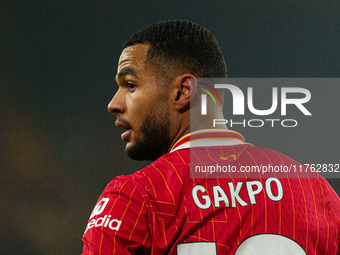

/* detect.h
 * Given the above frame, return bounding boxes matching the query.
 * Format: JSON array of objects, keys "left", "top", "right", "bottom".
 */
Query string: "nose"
[{"left": 108, "top": 90, "right": 125, "bottom": 114}]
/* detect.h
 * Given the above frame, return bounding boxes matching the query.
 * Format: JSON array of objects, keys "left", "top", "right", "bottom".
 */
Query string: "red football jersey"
[{"left": 82, "top": 130, "right": 340, "bottom": 254}]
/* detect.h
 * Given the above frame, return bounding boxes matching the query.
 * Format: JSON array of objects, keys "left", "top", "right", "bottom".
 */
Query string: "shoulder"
[
  {"left": 245, "top": 144, "right": 303, "bottom": 165},
  {"left": 133, "top": 149, "right": 190, "bottom": 181},
  {"left": 104, "top": 149, "right": 190, "bottom": 196}
]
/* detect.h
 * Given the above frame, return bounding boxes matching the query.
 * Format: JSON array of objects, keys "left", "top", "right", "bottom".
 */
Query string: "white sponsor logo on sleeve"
[
  {"left": 90, "top": 198, "right": 109, "bottom": 219},
  {"left": 84, "top": 215, "right": 122, "bottom": 234}
]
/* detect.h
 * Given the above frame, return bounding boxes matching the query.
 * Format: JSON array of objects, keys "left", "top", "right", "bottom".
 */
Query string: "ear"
[{"left": 173, "top": 74, "right": 197, "bottom": 110}]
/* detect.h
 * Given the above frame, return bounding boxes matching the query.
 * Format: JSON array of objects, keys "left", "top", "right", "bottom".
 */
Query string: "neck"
[{"left": 167, "top": 111, "right": 227, "bottom": 153}]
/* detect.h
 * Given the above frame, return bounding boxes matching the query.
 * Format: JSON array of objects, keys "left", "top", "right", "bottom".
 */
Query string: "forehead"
[{"left": 117, "top": 44, "right": 149, "bottom": 77}]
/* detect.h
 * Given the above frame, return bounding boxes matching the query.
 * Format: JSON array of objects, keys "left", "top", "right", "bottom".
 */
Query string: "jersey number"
[{"left": 177, "top": 234, "right": 306, "bottom": 255}]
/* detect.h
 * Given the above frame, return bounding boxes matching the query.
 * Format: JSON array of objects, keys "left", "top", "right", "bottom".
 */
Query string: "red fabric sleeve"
[{"left": 82, "top": 176, "right": 151, "bottom": 255}]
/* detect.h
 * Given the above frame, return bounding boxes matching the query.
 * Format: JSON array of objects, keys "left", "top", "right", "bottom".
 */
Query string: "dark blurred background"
[{"left": 1, "top": 1, "right": 339, "bottom": 254}]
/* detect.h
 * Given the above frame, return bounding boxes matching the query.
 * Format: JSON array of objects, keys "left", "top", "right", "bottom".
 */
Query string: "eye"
[{"left": 127, "top": 83, "right": 136, "bottom": 92}]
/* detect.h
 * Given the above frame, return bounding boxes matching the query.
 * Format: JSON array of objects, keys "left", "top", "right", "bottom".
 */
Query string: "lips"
[
  {"left": 115, "top": 120, "right": 132, "bottom": 142},
  {"left": 121, "top": 129, "right": 132, "bottom": 141}
]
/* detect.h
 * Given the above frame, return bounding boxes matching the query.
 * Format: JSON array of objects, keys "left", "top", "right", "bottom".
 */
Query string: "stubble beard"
[{"left": 126, "top": 105, "right": 171, "bottom": 161}]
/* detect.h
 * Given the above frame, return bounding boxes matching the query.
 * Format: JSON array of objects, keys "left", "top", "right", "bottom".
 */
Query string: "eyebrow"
[{"left": 116, "top": 67, "right": 138, "bottom": 79}]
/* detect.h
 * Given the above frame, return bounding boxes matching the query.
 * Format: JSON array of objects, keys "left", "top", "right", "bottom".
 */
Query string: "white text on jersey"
[
  {"left": 85, "top": 215, "right": 122, "bottom": 233},
  {"left": 192, "top": 177, "right": 283, "bottom": 209}
]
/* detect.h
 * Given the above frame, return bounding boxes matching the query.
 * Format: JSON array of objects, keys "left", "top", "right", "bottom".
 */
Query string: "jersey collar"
[{"left": 170, "top": 129, "right": 246, "bottom": 152}]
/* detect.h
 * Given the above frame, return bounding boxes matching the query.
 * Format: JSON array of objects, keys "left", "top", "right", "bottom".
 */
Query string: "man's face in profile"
[{"left": 108, "top": 44, "right": 172, "bottom": 161}]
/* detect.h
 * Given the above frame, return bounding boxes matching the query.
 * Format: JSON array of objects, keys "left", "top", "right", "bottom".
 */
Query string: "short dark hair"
[{"left": 123, "top": 20, "right": 227, "bottom": 80}]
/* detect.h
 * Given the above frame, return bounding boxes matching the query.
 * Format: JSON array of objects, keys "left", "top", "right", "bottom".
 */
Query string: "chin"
[
  {"left": 125, "top": 142, "right": 135, "bottom": 153},
  {"left": 125, "top": 143, "right": 162, "bottom": 161}
]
